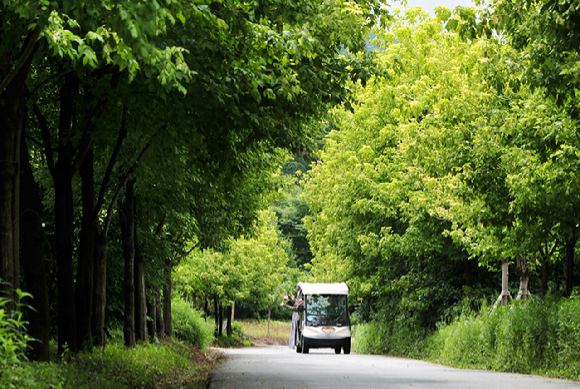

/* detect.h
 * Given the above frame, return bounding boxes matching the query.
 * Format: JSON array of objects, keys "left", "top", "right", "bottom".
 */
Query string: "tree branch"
[
  {"left": 155, "top": 218, "right": 166, "bottom": 237},
  {"left": 71, "top": 70, "right": 122, "bottom": 176},
  {"left": 28, "top": 70, "right": 72, "bottom": 99},
  {"left": 32, "top": 101, "right": 56, "bottom": 177},
  {"left": 173, "top": 242, "right": 201, "bottom": 268},
  {"left": 0, "top": 26, "right": 41, "bottom": 95},
  {"left": 93, "top": 105, "right": 128, "bottom": 220},
  {"left": 104, "top": 126, "right": 164, "bottom": 233}
]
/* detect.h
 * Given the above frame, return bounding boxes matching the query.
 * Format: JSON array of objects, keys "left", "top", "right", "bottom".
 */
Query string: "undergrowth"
[
  {"left": 353, "top": 295, "right": 580, "bottom": 381},
  {"left": 0, "top": 295, "right": 221, "bottom": 389},
  {"left": 1, "top": 336, "right": 221, "bottom": 389}
]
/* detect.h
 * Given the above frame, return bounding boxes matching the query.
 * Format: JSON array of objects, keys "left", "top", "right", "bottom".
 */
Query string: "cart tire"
[
  {"left": 334, "top": 347, "right": 341, "bottom": 354},
  {"left": 301, "top": 335, "right": 309, "bottom": 354},
  {"left": 344, "top": 343, "right": 351, "bottom": 355}
]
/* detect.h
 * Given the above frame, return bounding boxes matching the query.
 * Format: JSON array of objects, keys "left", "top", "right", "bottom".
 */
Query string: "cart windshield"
[{"left": 305, "top": 294, "right": 348, "bottom": 326}]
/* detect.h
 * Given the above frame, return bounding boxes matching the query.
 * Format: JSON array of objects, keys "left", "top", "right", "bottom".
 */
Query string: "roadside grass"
[
  {"left": 1, "top": 297, "right": 221, "bottom": 388},
  {"left": 353, "top": 296, "right": 580, "bottom": 381},
  {"left": 236, "top": 319, "right": 291, "bottom": 344},
  {"left": 1, "top": 336, "right": 222, "bottom": 389}
]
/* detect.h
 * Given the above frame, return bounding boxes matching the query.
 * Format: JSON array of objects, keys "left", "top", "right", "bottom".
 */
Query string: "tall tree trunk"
[
  {"left": 494, "top": 257, "right": 512, "bottom": 307},
  {"left": 134, "top": 208, "right": 147, "bottom": 342},
  {"left": 92, "top": 224, "right": 108, "bottom": 347},
  {"left": 516, "top": 256, "right": 531, "bottom": 300},
  {"left": 76, "top": 146, "right": 95, "bottom": 349},
  {"left": 0, "top": 30, "right": 36, "bottom": 310},
  {"left": 163, "top": 277, "right": 173, "bottom": 337},
  {"left": 54, "top": 73, "right": 80, "bottom": 354},
  {"left": 565, "top": 236, "right": 577, "bottom": 297},
  {"left": 155, "top": 284, "right": 165, "bottom": 338},
  {"left": 0, "top": 87, "right": 22, "bottom": 312},
  {"left": 120, "top": 179, "right": 136, "bottom": 348},
  {"left": 20, "top": 133, "right": 50, "bottom": 361}
]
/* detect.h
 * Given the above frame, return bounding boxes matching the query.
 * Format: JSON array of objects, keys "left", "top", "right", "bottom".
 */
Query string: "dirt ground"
[{"left": 246, "top": 335, "right": 288, "bottom": 346}]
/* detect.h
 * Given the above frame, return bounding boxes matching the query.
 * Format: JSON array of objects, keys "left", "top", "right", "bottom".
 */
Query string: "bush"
[
  {"left": 427, "top": 297, "right": 580, "bottom": 380},
  {"left": 171, "top": 297, "right": 214, "bottom": 349},
  {"left": 231, "top": 321, "right": 244, "bottom": 338},
  {"left": 353, "top": 320, "right": 430, "bottom": 358},
  {"left": 0, "top": 289, "right": 38, "bottom": 389},
  {"left": 0, "top": 289, "right": 32, "bottom": 365}
]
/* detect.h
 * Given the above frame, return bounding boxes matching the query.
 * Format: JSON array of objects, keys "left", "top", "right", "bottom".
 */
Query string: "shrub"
[
  {"left": 551, "top": 297, "right": 580, "bottom": 377},
  {"left": 171, "top": 297, "right": 214, "bottom": 349},
  {"left": 353, "top": 319, "right": 430, "bottom": 358},
  {"left": 0, "top": 289, "right": 37, "bottom": 389},
  {"left": 427, "top": 297, "right": 580, "bottom": 380}
]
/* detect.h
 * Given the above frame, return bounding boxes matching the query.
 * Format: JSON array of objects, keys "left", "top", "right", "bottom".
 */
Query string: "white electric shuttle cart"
[{"left": 295, "top": 282, "right": 352, "bottom": 354}]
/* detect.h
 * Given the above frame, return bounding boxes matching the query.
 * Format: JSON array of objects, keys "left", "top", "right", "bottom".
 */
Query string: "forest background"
[{"left": 2, "top": 0, "right": 580, "bottom": 386}]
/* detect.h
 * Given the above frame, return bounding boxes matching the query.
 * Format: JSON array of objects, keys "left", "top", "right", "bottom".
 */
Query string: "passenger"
[{"left": 280, "top": 293, "right": 304, "bottom": 349}]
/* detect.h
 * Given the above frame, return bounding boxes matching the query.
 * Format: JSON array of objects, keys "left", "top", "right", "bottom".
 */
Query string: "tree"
[
  {"left": 303, "top": 7, "right": 483, "bottom": 328},
  {"left": 487, "top": 0, "right": 580, "bottom": 296},
  {"left": 4, "top": 0, "right": 385, "bottom": 356}
]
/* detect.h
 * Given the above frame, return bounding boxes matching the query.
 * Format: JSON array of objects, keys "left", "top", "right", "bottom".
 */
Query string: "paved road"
[{"left": 210, "top": 346, "right": 580, "bottom": 389}]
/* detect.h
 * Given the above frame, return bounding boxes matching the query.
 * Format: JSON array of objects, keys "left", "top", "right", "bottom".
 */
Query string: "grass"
[
  {"left": 236, "top": 319, "right": 291, "bottom": 344},
  {"left": 353, "top": 296, "right": 580, "bottom": 381},
  {"left": 1, "top": 336, "right": 222, "bottom": 389}
]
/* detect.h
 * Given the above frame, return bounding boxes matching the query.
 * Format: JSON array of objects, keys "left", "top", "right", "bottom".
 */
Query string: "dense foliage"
[
  {"left": 171, "top": 297, "right": 214, "bottom": 350},
  {"left": 1, "top": 0, "right": 381, "bottom": 361},
  {"left": 303, "top": 3, "right": 580, "bottom": 347}
]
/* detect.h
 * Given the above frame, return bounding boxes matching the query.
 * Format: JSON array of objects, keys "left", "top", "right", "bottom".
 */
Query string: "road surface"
[{"left": 210, "top": 346, "right": 580, "bottom": 389}]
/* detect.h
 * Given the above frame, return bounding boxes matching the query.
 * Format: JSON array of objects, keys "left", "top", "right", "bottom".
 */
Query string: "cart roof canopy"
[{"left": 297, "top": 282, "right": 349, "bottom": 295}]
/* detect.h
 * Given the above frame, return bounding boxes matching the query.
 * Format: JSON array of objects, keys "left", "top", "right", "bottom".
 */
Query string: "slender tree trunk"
[
  {"left": 156, "top": 284, "right": 165, "bottom": 338},
  {"left": 516, "top": 256, "right": 531, "bottom": 300},
  {"left": 219, "top": 303, "right": 224, "bottom": 337},
  {"left": 163, "top": 278, "right": 173, "bottom": 337},
  {"left": 20, "top": 134, "right": 50, "bottom": 361},
  {"left": 214, "top": 296, "right": 219, "bottom": 337},
  {"left": 92, "top": 224, "right": 108, "bottom": 347},
  {"left": 541, "top": 256, "right": 550, "bottom": 296},
  {"left": 134, "top": 208, "right": 147, "bottom": 342},
  {"left": 147, "top": 297, "right": 157, "bottom": 341},
  {"left": 76, "top": 146, "right": 95, "bottom": 349},
  {"left": 494, "top": 257, "right": 512, "bottom": 307},
  {"left": 120, "top": 179, "right": 136, "bottom": 348},
  {"left": 464, "top": 258, "right": 474, "bottom": 288},
  {"left": 268, "top": 308, "right": 271, "bottom": 337},
  {"left": 226, "top": 305, "right": 233, "bottom": 337},
  {"left": 204, "top": 295, "right": 211, "bottom": 319},
  {"left": 565, "top": 236, "right": 577, "bottom": 297}
]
